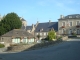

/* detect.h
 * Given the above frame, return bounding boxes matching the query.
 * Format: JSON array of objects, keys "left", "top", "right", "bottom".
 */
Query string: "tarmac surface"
[{"left": 0, "top": 39, "right": 80, "bottom": 60}]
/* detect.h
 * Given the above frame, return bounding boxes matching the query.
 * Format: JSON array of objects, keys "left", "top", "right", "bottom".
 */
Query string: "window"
[
  {"left": 36, "top": 33, "right": 38, "bottom": 35},
  {"left": 70, "top": 22, "right": 72, "bottom": 26},
  {"left": 69, "top": 16, "right": 72, "bottom": 18},
  {"left": 69, "top": 29, "right": 72, "bottom": 34},
  {"left": 40, "top": 33, "right": 42, "bottom": 35},
  {"left": 77, "top": 29, "right": 79, "bottom": 34},
  {"left": 44, "top": 33, "right": 46, "bottom": 36},
  {"left": 62, "top": 22, "right": 65, "bottom": 26},
  {"left": 76, "top": 21, "right": 80, "bottom": 25},
  {"left": 76, "top": 15, "right": 79, "bottom": 18},
  {"left": 47, "top": 32, "right": 48, "bottom": 35}
]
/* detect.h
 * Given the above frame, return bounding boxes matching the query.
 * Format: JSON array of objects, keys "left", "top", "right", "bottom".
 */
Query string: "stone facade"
[
  {"left": 58, "top": 14, "right": 80, "bottom": 35},
  {"left": 20, "top": 17, "right": 27, "bottom": 29},
  {"left": 35, "top": 32, "right": 48, "bottom": 40},
  {"left": 35, "top": 21, "right": 58, "bottom": 40},
  {"left": 0, "top": 37, "right": 12, "bottom": 44}
]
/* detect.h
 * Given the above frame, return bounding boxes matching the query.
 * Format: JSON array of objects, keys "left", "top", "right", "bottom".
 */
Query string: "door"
[
  {"left": 77, "top": 29, "right": 79, "bottom": 34},
  {"left": 69, "top": 29, "right": 72, "bottom": 35}
]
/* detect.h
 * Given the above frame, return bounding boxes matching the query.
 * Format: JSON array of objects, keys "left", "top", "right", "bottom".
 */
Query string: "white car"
[{"left": 37, "top": 40, "right": 42, "bottom": 43}]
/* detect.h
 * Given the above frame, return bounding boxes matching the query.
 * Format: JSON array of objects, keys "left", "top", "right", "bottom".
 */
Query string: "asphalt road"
[{"left": 0, "top": 39, "right": 80, "bottom": 60}]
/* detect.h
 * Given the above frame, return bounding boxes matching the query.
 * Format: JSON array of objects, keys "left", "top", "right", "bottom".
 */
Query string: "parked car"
[{"left": 37, "top": 40, "right": 42, "bottom": 43}]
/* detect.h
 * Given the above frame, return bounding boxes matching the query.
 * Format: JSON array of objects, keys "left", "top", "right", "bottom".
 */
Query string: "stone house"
[
  {"left": 26, "top": 24, "right": 35, "bottom": 35},
  {"left": 34, "top": 20, "right": 58, "bottom": 40},
  {"left": 0, "top": 29, "right": 35, "bottom": 44},
  {"left": 20, "top": 17, "right": 27, "bottom": 30},
  {"left": 58, "top": 14, "right": 80, "bottom": 35}
]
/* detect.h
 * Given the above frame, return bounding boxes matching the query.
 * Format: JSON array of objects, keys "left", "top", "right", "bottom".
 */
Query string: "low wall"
[
  {"left": 7, "top": 41, "right": 62, "bottom": 52},
  {"left": 62, "top": 36, "right": 68, "bottom": 41}
]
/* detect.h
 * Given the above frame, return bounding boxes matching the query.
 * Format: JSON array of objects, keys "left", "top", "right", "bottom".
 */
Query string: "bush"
[
  {"left": 57, "top": 36, "right": 63, "bottom": 42},
  {"left": 47, "top": 30, "right": 56, "bottom": 41},
  {"left": 0, "top": 44, "right": 5, "bottom": 48}
]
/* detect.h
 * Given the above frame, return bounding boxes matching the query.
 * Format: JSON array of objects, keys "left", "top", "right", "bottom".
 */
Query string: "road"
[{"left": 0, "top": 39, "right": 80, "bottom": 60}]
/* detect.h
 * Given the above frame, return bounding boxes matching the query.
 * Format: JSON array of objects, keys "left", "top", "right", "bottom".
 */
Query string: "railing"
[{"left": 76, "top": 25, "right": 80, "bottom": 28}]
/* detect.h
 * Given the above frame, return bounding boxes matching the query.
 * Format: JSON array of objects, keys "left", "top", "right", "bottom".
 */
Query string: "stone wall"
[
  {"left": 58, "top": 19, "right": 80, "bottom": 35},
  {"left": 0, "top": 37, "right": 12, "bottom": 44},
  {"left": 0, "top": 47, "right": 7, "bottom": 52},
  {"left": 62, "top": 36, "right": 68, "bottom": 41},
  {"left": 7, "top": 41, "right": 62, "bottom": 52}
]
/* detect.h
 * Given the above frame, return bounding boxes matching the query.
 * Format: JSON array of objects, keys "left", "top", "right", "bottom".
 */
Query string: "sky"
[{"left": 0, "top": 0, "right": 80, "bottom": 25}]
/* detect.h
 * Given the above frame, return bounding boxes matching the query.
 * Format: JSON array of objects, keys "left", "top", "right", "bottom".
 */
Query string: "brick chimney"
[{"left": 60, "top": 15, "right": 64, "bottom": 19}]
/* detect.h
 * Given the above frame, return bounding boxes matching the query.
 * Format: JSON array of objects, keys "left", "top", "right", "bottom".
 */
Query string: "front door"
[
  {"left": 77, "top": 29, "right": 79, "bottom": 35},
  {"left": 69, "top": 29, "right": 72, "bottom": 35}
]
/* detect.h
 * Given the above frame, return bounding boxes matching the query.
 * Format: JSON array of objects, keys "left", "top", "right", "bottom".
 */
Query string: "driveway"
[{"left": 0, "top": 39, "right": 80, "bottom": 60}]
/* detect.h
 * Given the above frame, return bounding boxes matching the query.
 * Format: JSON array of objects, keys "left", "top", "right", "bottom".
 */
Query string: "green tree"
[
  {"left": 0, "top": 12, "right": 22, "bottom": 36},
  {"left": 0, "top": 26, "right": 5, "bottom": 36},
  {"left": 47, "top": 30, "right": 56, "bottom": 41},
  {"left": 1, "top": 12, "right": 22, "bottom": 30}
]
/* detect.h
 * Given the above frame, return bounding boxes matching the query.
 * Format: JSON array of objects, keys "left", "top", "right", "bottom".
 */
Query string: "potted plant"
[{"left": 76, "top": 25, "right": 80, "bottom": 28}]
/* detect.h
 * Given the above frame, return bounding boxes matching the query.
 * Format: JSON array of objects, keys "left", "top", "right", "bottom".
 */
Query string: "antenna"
[{"left": 37, "top": 18, "right": 38, "bottom": 21}]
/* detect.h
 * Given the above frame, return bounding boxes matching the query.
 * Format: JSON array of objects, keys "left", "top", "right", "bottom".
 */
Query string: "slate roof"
[
  {"left": 1, "top": 29, "right": 33, "bottom": 37},
  {"left": 35, "top": 22, "right": 58, "bottom": 32},
  {"left": 65, "top": 14, "right": 80, "bottom": 19},
  {"left": 59, "top": 14, "right": 80, "bottom": 19},
  {"left": 26, "top": 26, "right": 32, "bottom": 30}
]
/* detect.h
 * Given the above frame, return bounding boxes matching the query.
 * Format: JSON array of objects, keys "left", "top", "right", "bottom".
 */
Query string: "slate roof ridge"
[
  {"left": 38, "top": 21, "right": 58, "bottom": 24},
  {"left": 67, "top": 14, "right": 80, "bottom": 16}
]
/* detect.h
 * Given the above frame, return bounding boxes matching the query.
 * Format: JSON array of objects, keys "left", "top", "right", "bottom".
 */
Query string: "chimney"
[
  {"left": 60, "top": 15, "right": 64, "bottom": 19},
  {"left": 49, "top": 20, "right": 51, "bottom": 23},
  {"left": 37, "top": 21, "right": 39, "bottom": 24},
  {"left": 32, "top": 24, "right": 34, "bottom": 28}
]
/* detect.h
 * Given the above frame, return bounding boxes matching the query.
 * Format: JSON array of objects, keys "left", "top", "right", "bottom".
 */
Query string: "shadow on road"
[{"left": 0, "top": 40, "right": 80, "bottom": 60}]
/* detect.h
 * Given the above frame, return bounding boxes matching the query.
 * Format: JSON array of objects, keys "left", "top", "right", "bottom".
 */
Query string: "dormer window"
[
  {"left": 69, "top": 16, "right": 72, "bottom": 18},
  {"left": 40, "top": 28, "right": 43, "bottom": 32},
  {"left": 76, "top": 15, "right": 79, "bottom": 18}
]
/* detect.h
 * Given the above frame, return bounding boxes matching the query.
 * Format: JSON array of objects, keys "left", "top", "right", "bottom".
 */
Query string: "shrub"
[
  {"left": 57, "top": 36, "right": 62, "bottom": 42},
  {"left": 0, "top": 44, "right": 5, "bottom": 48},
  {"left": 47, "top": 30, "right": 56, "bottom": 41}
]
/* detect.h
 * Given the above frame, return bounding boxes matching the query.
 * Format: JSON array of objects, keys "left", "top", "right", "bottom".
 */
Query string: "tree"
[
  {"left": 0, "top": 12, "right": 22, "bottom": 36},
  {"left": 1, "top": 12, "right": 22, "bottom": 30},
  {"left": 0, "top": 26, "right": 5, "bottom": 36},
  {"left": 47, "top": 30, "right": 56, "bottom": 41}
]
